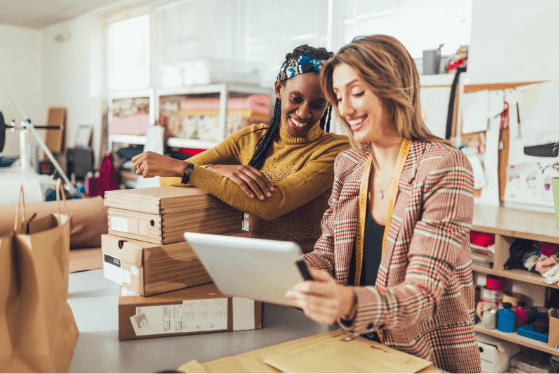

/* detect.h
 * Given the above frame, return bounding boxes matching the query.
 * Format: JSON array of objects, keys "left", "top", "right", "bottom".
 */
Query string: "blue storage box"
[{"left": 517, "top": 310, "right": 549, "bottom": 343}]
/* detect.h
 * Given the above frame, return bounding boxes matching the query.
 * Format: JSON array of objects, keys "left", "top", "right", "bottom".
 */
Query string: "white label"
[
  {"left": 103, "top": 253, "right": 122, "bottom": 286},
  {"left": 132, "top": 298, "right": 228, "bottom": 336},
  {"left": 130, "top": 313, "right": 151, "bottom": 335},
  {"left": 131, "top": 266, "right": 140, "bottom": 278},
  {"left": 122, "top": 287, "right": 139, "bottom": 297},
  {"left": 111, "top": 216, "right": 128, "bottom": 232},
  {"left": 122, "top": 270, "right": 132, "bottom": 284},
  {"left": 233, "top": 297, "right": 255, "bottom": 331}
]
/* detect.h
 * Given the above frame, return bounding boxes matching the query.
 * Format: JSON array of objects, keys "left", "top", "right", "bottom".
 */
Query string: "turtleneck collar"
[{"left": 277, "top": 120, "right": 323, "bottom": 145}]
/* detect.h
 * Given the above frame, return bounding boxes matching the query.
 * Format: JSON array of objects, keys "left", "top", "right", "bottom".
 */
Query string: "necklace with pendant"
[{"left": 376, "top": 175, "right": 392, "bottom": 199}]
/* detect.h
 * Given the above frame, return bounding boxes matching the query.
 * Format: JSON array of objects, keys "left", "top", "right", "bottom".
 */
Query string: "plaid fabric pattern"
[{"left": 305, "top": 141, "right": 481, "bottom": 373}]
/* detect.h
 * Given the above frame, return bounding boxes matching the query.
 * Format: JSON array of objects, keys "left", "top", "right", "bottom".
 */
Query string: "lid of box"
[
  {"left": 119, "top": 282, "right": 226, "bottom": 306},
  {"left": 102, "top": 234, "right": 198, "bottom": 266},
  {"left": 104, "top": 186, "right": 227, "bottom": 214}
]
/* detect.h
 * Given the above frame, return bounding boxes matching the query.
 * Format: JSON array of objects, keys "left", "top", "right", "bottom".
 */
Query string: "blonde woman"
[{"left": 286, "top": 35, "right": 481, "bottom": 373}]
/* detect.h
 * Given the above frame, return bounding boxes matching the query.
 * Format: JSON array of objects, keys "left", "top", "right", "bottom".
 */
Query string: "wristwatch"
[{"left": 181, "top": 163, "right": 195, "bottom": 184}]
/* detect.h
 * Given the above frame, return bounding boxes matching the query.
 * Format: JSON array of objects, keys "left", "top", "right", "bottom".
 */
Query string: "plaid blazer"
[{"left": 305, "top": 141, "right": 482, "bottom": 373}]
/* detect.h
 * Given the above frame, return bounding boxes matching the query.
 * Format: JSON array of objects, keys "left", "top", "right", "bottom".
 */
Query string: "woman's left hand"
[{"left": 285, "top": 268, "right": 356, "bottom": 326}]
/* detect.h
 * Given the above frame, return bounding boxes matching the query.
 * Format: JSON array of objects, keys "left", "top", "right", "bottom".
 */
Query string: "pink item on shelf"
[
  {"left": 485, "top": 276, "right": 503, "bottom": 290},
  {"left": 540, "top": 242, "right": 559, "bottom": 257},
  {"left": 108, "top": 113, "right": 150, "bottom": 135},
  {"left": 97, "top": 154, "right": 119, "bottom": 198},
  {"left": 179, "top": 95, "right": 271, "bottom": 114},
  {"left": 535, "top": 255, "right": 559, "bottom": 275},
  {"left": 470, "top": 231, "right": 495, "bottom": 247},
  {"left": 513, "top": 302, "right": 530, "bottom": 327}
]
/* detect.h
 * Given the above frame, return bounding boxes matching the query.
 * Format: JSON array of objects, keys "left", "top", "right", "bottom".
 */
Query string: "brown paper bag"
[{"left": 0, "top": 180, "right": 79, "bottom": 372}]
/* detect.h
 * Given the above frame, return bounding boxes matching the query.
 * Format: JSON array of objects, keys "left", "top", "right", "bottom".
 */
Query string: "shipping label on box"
[{"left": 119, "top": 283, "right": 262, "bottom": 340}]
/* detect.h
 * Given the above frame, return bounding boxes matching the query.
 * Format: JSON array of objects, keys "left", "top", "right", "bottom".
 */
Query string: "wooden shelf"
[
  {"left": 475, "top": 324, "right": 558, "bottom": 357},
  {"left": 471, "top": 204, "right": 559, "bottom": 357},
  {"left": 166, "top": 137, "right": 218, "bottom": 149},
  {"left": 472, "top": 204, "right": 559, "bottom": 244},
  {"left": 108, "top": 134, "right": 218, "bottom": 150},
  {"left": 471, "top": 265, "right": 559, "bottom": 290}
]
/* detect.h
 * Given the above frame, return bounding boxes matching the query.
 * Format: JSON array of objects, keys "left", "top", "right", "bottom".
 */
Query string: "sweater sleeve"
[
  {"left": 341, "top": 148, "right": 475, "bottom": 335},
  {"left": 186, "top": 137, "right": 349, "bottom": 221}
]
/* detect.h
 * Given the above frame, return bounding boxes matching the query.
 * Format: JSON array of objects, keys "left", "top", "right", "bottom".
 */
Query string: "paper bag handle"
[
  {"left": 55, "top": 178, "right": 69, "bottom": 220},
  {"left": 14, "top": 183, "right": 26, "bottom": 231}
]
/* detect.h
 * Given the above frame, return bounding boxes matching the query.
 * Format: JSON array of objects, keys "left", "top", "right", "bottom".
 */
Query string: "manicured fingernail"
[
  {"left": 259, "top": 195, "right": 264, "bottom": 200},
  {"left": 250, "top": 194, "right": 254, "bottom": 198},
  {"left": 266, "top": 192, "right": 271, "bottom": 197}
]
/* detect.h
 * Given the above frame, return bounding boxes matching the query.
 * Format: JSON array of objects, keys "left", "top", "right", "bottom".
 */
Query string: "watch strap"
[{"left": 181, "top": 162, "right": 195, "bottom": 184}]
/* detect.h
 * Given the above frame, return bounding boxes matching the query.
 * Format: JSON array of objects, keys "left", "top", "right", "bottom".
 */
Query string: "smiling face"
[
  {"left": 275, "top": 73, "right": 328, "bottom": 138},
  {"left": 332, "top": 63, "right": 397, "bottom": 145}
]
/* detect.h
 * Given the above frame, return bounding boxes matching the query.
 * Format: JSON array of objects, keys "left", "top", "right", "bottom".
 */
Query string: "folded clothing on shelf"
[
  {"left": 109, "top": 113, "right": 150, "bottom": 135},
  {"left": 179, "top": 95, "right": 271, "bottom": 114}
]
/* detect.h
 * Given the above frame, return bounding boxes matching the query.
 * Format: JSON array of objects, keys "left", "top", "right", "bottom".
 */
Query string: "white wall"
[
  {"left": 41, "top": 13, "right": 105, "bottom": 168},
  {"left": 468, "top": 0, "right": 559, "bottom": 84},
  {"left": 0, "top": 24, "right": 43, "bottom": 157}
]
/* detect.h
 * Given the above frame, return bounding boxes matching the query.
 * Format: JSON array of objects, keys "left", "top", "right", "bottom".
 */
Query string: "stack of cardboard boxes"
[{"left": 102, "top": 186, "right": 262, "bottom": 340}]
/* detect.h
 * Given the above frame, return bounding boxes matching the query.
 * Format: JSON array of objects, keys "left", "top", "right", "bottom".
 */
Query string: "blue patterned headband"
[{"left": 277, "top": 55, "right": 325, "bottom": 81}]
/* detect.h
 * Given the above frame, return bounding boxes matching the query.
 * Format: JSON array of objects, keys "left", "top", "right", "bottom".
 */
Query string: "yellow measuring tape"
[{"left": 353, "top": 138, "right": 412, "bottom": 342}]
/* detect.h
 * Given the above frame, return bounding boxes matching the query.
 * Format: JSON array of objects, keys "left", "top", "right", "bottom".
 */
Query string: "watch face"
[{"left": 185, "top": 169, "right": 193, "bottom": 175}]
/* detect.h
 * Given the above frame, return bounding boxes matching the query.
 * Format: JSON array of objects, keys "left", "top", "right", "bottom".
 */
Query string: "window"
[
  {"left": 236, "top": 0, "right": 329, "bottom": 85},
  {"left": 341, "top": 0, "right": 472, "bottom": 59},
  {"left": 156, "top": 0, "right": 199, "bottom": 88},
  {"left": 107, "top": 14, "right": 150, "bottom": 91}
]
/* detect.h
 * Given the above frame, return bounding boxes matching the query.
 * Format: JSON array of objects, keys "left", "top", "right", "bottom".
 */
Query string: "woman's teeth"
[
  {"left": 349, "top": 118, "right": 364, "bottom": 126},
  {"left": 291, "top": 118, "right": 305, "bottom": 128}
]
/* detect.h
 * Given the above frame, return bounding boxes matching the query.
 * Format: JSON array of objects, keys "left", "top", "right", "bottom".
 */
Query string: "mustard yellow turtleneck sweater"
[{"left": 160, "top": 123, "right": 350, "bottom": 252}]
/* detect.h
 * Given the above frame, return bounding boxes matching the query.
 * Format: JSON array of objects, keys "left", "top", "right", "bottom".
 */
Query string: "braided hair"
[{"left": 248, "top": 45, "right": 334, "bottom": 170}]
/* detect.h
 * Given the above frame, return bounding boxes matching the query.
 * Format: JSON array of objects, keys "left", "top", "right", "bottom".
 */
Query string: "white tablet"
[{"left": 183, "top": 232, "right": 312, "bottom": 306}]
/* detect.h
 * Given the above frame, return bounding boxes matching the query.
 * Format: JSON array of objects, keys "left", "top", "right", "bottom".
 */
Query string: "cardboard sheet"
[
  {"left": 177, "top": 330, "right": 436, "bottom": 374},
  {"left": 264, "top": 333, "right": 431, "bottom": 373}
]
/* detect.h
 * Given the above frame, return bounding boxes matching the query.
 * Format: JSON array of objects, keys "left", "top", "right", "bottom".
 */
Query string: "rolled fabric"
[{"left": 0, "top": 196, "right": 108, "bottom": 249}]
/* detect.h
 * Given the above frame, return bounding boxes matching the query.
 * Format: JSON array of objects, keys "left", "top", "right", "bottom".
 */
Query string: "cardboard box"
[
  {"left": 104, "top": 186, "right": 229, "bottom": 214},
  {"left": 102, "top": 230, "right": 251, "bottom": 296},
  {"left": 118, "top": 283, "right": 262, "bottom": 341},
  {"left": 105, "top": 187, "right": 243, "bottom": 244},
  {"left": 548, "top": 308, "right": 559, "bottom": 351},
  {"left": 477, "top": 333, "right": 521, "bottom": 373},
  {"left": 510, "top": 348, "right": 554, "bottom": 373}
]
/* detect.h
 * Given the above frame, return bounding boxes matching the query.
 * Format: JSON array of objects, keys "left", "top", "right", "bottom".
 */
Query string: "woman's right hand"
[
  {"left": 131, "top": 151, "right": 187, "bottom": 178},
  {"left": 206, "top": 164, "right": 274, "bottom": 200}
]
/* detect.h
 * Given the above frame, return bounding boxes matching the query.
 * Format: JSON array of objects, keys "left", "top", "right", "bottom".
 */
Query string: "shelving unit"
[
  {"left": 471, "top": 204, "right": 559, "bottom": 356},
  {"left": 156, "top": 83, "right": 273, "bottom": 148},
  {"left": 474, "top": 324, "right": 558, "bottom": 356},
  {"left": 108, "top": 83, "right": 273, "bottom": 152}
]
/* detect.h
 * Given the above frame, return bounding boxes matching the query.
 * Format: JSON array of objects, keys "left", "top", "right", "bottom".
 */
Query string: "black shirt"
[{"left": 348, "top": 210, "right": 385, "bottom": 286}]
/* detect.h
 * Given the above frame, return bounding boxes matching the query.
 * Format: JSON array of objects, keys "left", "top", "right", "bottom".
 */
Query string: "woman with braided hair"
[{"left": 132, "top": 45, "right": 350, "bottom": 252}]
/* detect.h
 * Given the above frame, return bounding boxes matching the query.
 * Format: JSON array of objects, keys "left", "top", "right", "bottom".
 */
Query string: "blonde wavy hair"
[{"left": 320, "top": 35, "right": 448, "bottom": 152}]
